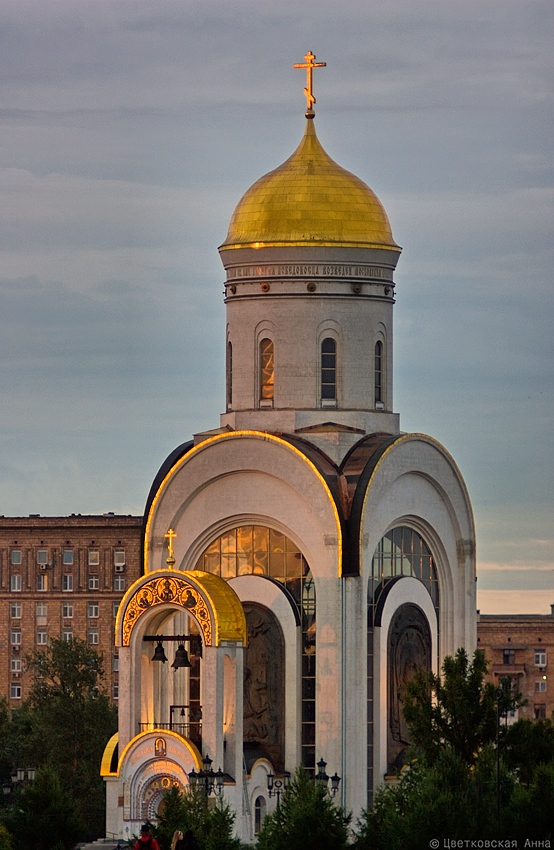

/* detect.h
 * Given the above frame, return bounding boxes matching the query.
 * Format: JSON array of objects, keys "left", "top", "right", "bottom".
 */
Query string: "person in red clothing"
[{"left": 134, "top": 823, "right": 161, "bottom": 850}]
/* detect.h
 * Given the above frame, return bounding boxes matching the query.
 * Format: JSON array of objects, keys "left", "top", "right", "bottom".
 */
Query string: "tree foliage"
[
  {"left": 402, "top": 648, "right": 520, "bottom": 766},
  {"left": 0, "top": 638, "right": 117, "bottom": 842},
  {"left": 354, "top": 747, "right": 514, "bottom": 850},
  {"left": 255, "top": 767, "right": 350, "bottom": 850},
  {"left": 1, "top": 767, "right": 83, "bottom": 850},
  {"left": 154, "top": 784, "right": 242, "bottom": 850}
]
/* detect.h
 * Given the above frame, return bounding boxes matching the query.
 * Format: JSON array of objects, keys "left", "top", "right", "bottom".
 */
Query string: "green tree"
[
  {"left": 503, "top": 716, "right": 554, "bottom": 784},
  {"left": 14, "top": 638, "right": 117, "bottom": 840},
  {"left": 1, "top": 766, "right": 83, "bottom": 850},
  {"left": 255, "top": 767, "right": 350, "bottom": 850},
  {"left": 154, "top": 784, "right": 242, "bottom": 850},
  {"left": 402, "top": 648, "right": 519, "bottom": 766},
  {"left": 354, "top": 747, "right": 510, "bottom": 850},
  {"left": 0, "top": 824, "right": 13, "bottom": 850}
]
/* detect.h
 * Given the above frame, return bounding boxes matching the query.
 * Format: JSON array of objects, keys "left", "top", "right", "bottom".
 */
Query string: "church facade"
[{"left": 102, "top": 57, "right": 476, "bottom": 844}]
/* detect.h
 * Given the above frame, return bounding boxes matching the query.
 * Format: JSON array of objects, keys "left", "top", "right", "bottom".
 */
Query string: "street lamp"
[
  {"left": 314, "top": 757, "right": 341, "bottom": 797},
  {"left": 189, "top": 754, "right": 225, "bottom": 797},
  {"left": 267, "top": 771, "right": 290, "bottom": 805}
]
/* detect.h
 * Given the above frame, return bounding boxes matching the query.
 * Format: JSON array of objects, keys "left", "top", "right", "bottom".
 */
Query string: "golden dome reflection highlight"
[{"left": 220, "top": 118, "right": 399, "bottom": 252}]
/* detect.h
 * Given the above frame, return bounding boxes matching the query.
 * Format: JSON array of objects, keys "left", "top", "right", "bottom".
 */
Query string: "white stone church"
[{"left": 101, "top": 56, "right": 476, "bottom": 845}]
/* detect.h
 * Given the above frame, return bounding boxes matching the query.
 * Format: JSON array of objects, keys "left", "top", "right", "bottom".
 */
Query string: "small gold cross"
[
  {"left": 164, "top": 528, "right": 177, "bottom": 561},
  {"left": 294, "top": 51, "right": 326, "bottom": 115}
]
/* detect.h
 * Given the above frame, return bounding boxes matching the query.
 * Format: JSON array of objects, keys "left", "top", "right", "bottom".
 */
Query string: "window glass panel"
[
  {"left": 114, "top": 549, "right": 125, "bottom": 566},
  {"left": 10, "top": 575, "right": 22, "bottom": 592},
  {"left": 374, "top": 341, "right": 383, "bottom": 403},
  {"left": 259, "top": 338, "right": 274, "bottom": 400},
  {"left": 10, "top": 603, "right": 22, "bottom": 619},
  {"left": 36, "top": 549, "right": 48, "bottom": 565},
  {"left": 10, "top": 550, "right": 22, "bottom": 565},
  {"left": 63, "top": 575, "right": 73, "bottom": 592},
  {"left": 321, "top": 338, "right": 336, "bottom": 400},
  {"left": 62, "top": 549, "right": 74, "bottom": 565},
  {"left": 88, "top": 550, "right": 100, "bottom": 567}
]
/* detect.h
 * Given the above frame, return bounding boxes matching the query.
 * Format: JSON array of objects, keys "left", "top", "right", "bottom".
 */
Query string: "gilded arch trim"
[{"left": 116, "top": 569, "right": 247, "bottom": 648}]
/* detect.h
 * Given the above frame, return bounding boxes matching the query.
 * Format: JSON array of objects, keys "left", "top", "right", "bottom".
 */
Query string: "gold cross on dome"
[
  {"left": 294, "top": 51, "right": 326, "bottom": 115},
  {"left": 164, "top": 528, "right": 177, "bottom": 561}
]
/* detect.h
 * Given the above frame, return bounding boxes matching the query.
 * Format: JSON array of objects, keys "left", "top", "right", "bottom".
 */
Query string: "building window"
[
  {"left": 259, "top": 338, "right": 274, "bottom": 401},
  {"left": 88, "top": 576, "right": 100, "bottom": 590},
  {"left": 113, "top": 602, "right": 119, "bottom": 618},
  {"left": 10, "top": 684, "right": 22, "bottom": 700},
  {"left": 11, "top": 630, "right": 22, "bottom": 646},
  {"left": 10, "top": 603, "right": 22, "bottom": 619},
  {"left": 36, "top": 630, "right": 47, "bottom": 646},
  {"left": 88, "top": 630, "right": 99, "bottom": 645},
  {"left": 113, "top": 683, "right": 119, "bottom": 700},
  {"left": 226, "top": 340, "right": 233, "bottom": 408},
  {"left": 62, "top": 603, "right": 73, "bottom": 619},
  {"left": 535, "top": 650, "right": 547, "bottom": 667},
  {"left": 88, "top": 603, "right": 99, "bottom": 619},
  {"left": 503, "top": 649, "right": 516, "bottom": 665},
  {"left": 113, "top": 656, "right": 119, "bottom": 672},
  {"left": 321, "top": 338, "right": 337, "bottom": 401},
  {"left": 37, "top": 574, "right": 48, "bottom": 592},
  {"left": 88, "top": 549, "right": 100, "bottom": 567},
  {"left": 254, "top": 796, "right": 266, "bottom": 835},
  {"left": 62, "top": 549, "right": 74, "bottom": 566},
  {"left": 10, "top": 575, "right": 22, "bottom": 592},
  {"left": 534, "top": 703, "right": 547, "bottom": 719},
  {"left": 36, "top": 549, "right": 48, "bottom": 566},
  {"left": 114, "top": 549, "right": 125, "bottom": 567},
  {"left": 535, "top": 680, "right": 547, "bottom": 693},
  {"left": 114, "top": 576, "right": 126, "bottom": 592},
  {"left": 10, "top": 659, "right": 21, "bottom": 674},
  {"left": 374, "top": 341, "right": 383, "bottom": 406},
  {"left": 63, "top": 574, "right": 73, "bottom": 592},
  {"left": 10, "top": 550, "right": 22, "bottom": 565},
  {"left": 62, "top": 630, "right": 73, "bottom": 642},
  {"left": 36, "top": 602, "right": 47, "bottom": 626}
]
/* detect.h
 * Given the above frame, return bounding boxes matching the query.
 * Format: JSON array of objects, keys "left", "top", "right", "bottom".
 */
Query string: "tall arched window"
[
  {"left": 195, "top": 525, "right": 316, "bottom": 770},
  {"left": 226, "top": 341, "right": 233, "bottom": 409},
  {"left": 259, "top": 338, "right": 274, "bottom": 401},
  {"left": 321, "top": 338, "right": 337, "bottom": 401},
  {"left": 374, "top": 341, "right": 383, "bottom": 406},
  {"left": 254, "top": 796, "right": 266, "bottom": 834}
]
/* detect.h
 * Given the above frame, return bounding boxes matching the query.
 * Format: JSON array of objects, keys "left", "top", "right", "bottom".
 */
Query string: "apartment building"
[
  {"left": 0, "top": 514, "right": 142, "bottom": 704},
  {"left": 477, "top": 607, "right": 554, "bottom": 721}
]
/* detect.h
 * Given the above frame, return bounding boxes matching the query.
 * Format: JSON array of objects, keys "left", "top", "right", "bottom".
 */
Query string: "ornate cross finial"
[
  {"left": 164, "top": 528, "right": 177, "bottom": 567},
  {"left": 294, "top": 51, "right": 326, "bottom": 117}
]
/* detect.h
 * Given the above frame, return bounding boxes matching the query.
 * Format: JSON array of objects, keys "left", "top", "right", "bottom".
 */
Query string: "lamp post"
[
  {"left": 267, "top": 770, "right": 290, "bottom": 806},
  {"left": 314, "top": 758, "right": 341, "bottom": 797},
  {"left": 189, "top": 754, "right": 225, "bottom": 797},
  {"left": 2, "top": 768, "right": 36, "bottom": 805}
]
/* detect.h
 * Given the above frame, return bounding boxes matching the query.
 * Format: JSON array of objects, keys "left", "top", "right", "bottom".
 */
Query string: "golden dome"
[{"left": 220, "top": 118, "right": 399, "bottom": 251}]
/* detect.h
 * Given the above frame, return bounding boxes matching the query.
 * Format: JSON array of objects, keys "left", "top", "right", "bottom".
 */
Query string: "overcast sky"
[{"left": 0, "top": 0, "right": 552, "bottom": 613}]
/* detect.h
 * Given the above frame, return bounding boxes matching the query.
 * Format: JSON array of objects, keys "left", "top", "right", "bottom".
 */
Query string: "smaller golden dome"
[{"left": 220, "top": 119, "right": 399, "bottom": 252}]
